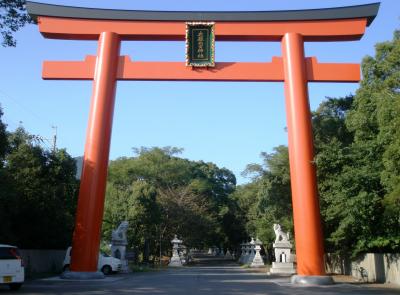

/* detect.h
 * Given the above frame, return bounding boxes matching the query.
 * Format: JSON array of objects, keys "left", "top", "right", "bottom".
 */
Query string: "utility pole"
[{"left": 52, "top": 125, "right": 57, "bottom": 153}]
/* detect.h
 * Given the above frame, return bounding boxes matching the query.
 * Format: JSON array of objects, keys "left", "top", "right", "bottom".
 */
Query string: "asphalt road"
[{"left": 1, "top": 256, "right": 399, "bottom": 295}]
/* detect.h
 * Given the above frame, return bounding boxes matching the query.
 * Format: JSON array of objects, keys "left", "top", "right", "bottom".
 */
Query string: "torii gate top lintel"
[
  {"left": 27, "top": 1, "right": 379, "bottom": 41},
  {"left": 27, "top": 2, "right": 380, "bottom": 83}
]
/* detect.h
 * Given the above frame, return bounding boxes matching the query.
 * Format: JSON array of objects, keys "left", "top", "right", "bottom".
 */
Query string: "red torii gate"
[{"left": 27, "top": 1, "right": 379, "bottom": 283}]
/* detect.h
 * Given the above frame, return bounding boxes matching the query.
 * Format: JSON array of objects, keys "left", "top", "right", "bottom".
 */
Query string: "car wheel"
[
  {"left": 9, "top": 283, "right": 23, "bottom": 291},
  {"left": 101, "top": 265, "right": 112, "bottom": 275},
  {"left": 63, "top": 264, "right": 70, "bottom": 272}
]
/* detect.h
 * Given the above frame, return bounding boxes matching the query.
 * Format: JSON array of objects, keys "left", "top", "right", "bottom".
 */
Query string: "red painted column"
[
  {"left": 70, "top": 32, "right": 120, "bottom": 272},
  {"left": 282, "top": 32, "right": 325, "bottom": 276}
]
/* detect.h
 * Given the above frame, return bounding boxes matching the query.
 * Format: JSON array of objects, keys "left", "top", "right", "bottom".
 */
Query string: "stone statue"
[
  {"left": 111, "top": 221, "right": 129, "bottom": 272},
  {"left": 273, "top": 223, "right": 290, "bottom": 243},
  {"left": 270, "top": 224, "right": 295, "bottom": 274},
  {"left": 111, "top": 221, "right": 129, "bottom": 245}
]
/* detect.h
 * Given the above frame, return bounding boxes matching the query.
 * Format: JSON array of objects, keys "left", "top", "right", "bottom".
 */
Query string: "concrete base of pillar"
[
  {"left": 270, "top": 262, "right": 296, "bottom": 274},
  {"left": 291, "top": 275, "right": 334, "bottom": 285},
  {"left": 60, "top": 271, "right": 105, "bottom": 280}
]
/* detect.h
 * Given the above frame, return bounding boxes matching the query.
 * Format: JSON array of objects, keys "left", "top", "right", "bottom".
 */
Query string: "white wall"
[{"left": 326, "top": 253, "right": 400, "bottom": 285}]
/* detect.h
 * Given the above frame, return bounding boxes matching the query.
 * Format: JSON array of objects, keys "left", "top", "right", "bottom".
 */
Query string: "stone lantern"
[
  {"left": 168, "top": 235, "right": 183, "bottom": 267},
  {"left": 250, "top": 238, "right": 265, "bottom": 267}
]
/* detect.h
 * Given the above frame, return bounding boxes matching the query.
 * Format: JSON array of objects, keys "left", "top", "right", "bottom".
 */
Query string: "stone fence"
[
  {"left": 325, "top": 253, "right": 400, "bottom": 285},
  {"left": 20, "top": 249, "right": 66, "bottom": 277}
]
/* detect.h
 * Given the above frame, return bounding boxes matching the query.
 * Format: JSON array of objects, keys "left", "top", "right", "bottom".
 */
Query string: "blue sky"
[{"left": 0, "top": 0, "right": 398, "bottom": 184}]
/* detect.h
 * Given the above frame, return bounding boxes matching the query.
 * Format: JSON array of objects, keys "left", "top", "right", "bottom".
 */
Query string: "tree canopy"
[
  {"left": 0, "top": 108, "right": 78, "bottom": 248},
  {"left": 0, "top": 0, "right": 33, "bottom": 47},
  {"left": 102, "top": 147, "right": 246, "bottom": 261}
]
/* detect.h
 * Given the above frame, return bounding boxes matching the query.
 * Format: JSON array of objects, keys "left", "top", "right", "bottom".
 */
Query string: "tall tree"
[
  {"left": 0, "top": 127, "right": 78, "bottom": 248},
  {"left": 103, "top": 147, "right": 244, "bottom": 260},
  {"left": 238, "top": 146, "right": 292, "bottom": 245},
  {"left": 0, "top": 0, "right": 33, "bottom": 47},
  {"left": 345, "top": 30, "right": 400, "bottom": 252},
  {"left": 313, "top": 30, "right": 400, "bottom": 256}
]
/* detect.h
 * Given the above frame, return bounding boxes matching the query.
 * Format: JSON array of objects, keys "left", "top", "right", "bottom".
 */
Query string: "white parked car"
[
  {"left": 63, "top": 247, "right": 121, "bottom": 275},
  {"left": 0, "top": 244, "right": 24, "bottom": 290}
]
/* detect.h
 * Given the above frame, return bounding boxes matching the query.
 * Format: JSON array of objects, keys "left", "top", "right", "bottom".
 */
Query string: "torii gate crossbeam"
[{"left": 27, "top": 1, "right": 379, "bottom": 284}]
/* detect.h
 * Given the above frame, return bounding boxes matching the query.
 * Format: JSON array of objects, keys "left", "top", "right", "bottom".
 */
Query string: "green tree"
[
  {"left": 313, "top": 30, "right": 400, "bottom": 256},
  {"left": 103, "top": 147, "right": 244, "bottom": 261},
  {"left": 0, "top": 0, "right": 33, "bottom": 47},
  {"left": 0, "top": 127, "right": 78, "bottom": 248},
  {"left": 345, "top": 30, "right": 400, "bottom": 253},
  {"left": 237, "top": 146, "right": 292, "bottom": 246}
]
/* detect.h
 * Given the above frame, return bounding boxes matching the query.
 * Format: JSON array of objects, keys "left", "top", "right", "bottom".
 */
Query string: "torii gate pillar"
[
  {"left": 282, "top": 32, "right": 325, "bottom": 278},
  {"left": 68, "top": 32, "right": 120, "bottom": 276}
]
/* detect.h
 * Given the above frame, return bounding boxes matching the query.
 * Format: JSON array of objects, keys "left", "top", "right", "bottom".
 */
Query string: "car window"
[{"left": 0, "top": 247, "right": 20, "bottom": 260}]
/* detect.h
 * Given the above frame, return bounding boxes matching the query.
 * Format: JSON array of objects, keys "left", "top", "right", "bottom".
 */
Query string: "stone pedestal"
[
  {"left": 271, "top": 262, "right": 296, "bottom": 274},
  {"left": 111, "top": 245, "right": 129, "bottom": 272},
  {"left": 169, "top": 235, "right": 183, "bottom": 267},
  {"left": 250, "top": 238, "right": 265, "bottom": 268},
  {"left": 270, "top": 241, "right": 296, "bottom": 274},
  {"left": 111, "top": 221, "right": 130, "bottom": 273}
]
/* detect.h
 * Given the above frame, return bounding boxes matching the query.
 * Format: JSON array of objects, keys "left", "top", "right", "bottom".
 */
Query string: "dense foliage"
[
  {"left": 0, "top": 0, "right": 33, "bottom": 47},
  {"left": 0, "top": 109, "right": 78, "bottom": 248},
  {"left": 102, "top": 147, "right": 246, "bottom": 261},
  {"left": 232, "top": 146, "right": 292, "bottom": 248},
  {"left": 317, "top": 30, "right": 400, "bottom": 256}
]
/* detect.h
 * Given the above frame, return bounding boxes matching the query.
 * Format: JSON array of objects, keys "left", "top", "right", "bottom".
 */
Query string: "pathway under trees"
[{"left": 10, "top": 253, "right": 400, "bottom": 295}]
